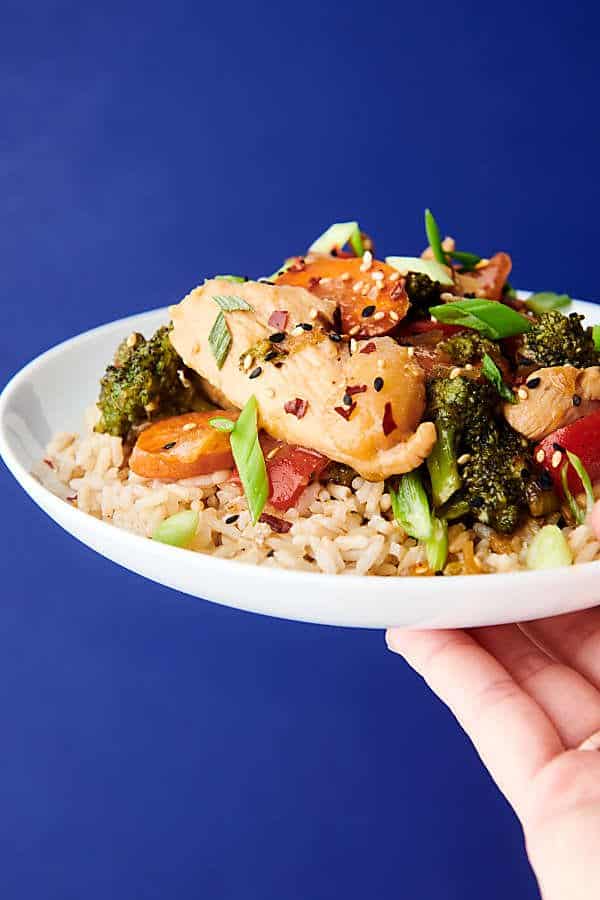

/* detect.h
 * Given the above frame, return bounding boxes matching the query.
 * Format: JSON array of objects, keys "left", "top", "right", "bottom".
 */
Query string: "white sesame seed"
[
  {"left": 475, "top": 258, "right": 490, "bottom": 269},
  {"left": 406, "top": 347, "right": 415, "bottom": 357},
  {"left": 373, "top": 311, "right": 385, "bottom": 321},
  {"left": 371, "top": 270, "right": 384, "bottom": 282},
  {"left": 518, "top": 386, "right": 528, "bottom": 401},
  {"left": 319, "top": 277, "right": 331, "bottom": 284},
  {"left": 340, "top": 272, "right": 351, "bottom": 281},
  {"left": 390, "top": 310, "right": 400, "bottom": 322},
  {"left": 309, "top": 307, "right": 318, "bottom": 319},
  {"left": 464, "top": 363, "right": 473, "bottom": 370},
  {"left": 243, "top": 354, "right": 254, "bottom": 371},
  {"left": 349, "top": 325, "right": 360, "bottom": 336},
  {"left": 359, "top": 250, "right": 373, "bottom": 272},
  {"left": 551, "top": 450, "right": 562, "bottom": 468},
  {"left": 182, "top": 422, "right": 196, "bottom": 432},
  {"left": 440, "top": 292, "right": 455, "bottom": 302},
  {"left": 352, "top": 281, "right": 364, "bottom": 294},
  {"left": 367, "top": 286, "right": 380, "bottom": 301},
  {"left": 457, "top": 453, "right": 471, "bottom": 465},
  {"left": 450, "top": 367, "right": 461, "bottom": 379},
  {"left": 178, "top": 370, "right": 191, "bottom": 388},
  {"left": 291, "top": 325, "right": 304, "bottom": 336},
  {"left": 350, "top": 338, "right": 358, "bottom": 353},
  {"left": 267, "top": 447, "right": 280, "bottom": 460},
  {"left": 389, "top": 272, "right": 401, "bottom": 282},
  {"left": 536, "top": 449, "right": 546, "bottom": 463},
  {"left": 377, "top": 359, "right": 385, "bottom": 370}
]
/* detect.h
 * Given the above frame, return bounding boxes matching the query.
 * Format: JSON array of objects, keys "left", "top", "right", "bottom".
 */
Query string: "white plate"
[{"left": 2, "top": 300, "right": 600, "bottom": 629}]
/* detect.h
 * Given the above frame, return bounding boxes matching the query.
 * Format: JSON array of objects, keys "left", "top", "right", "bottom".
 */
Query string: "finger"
[
  {"left": 521, "top": 609, "right": 600, "bottom": 691},
  {"left": 473, "top": 624, "right": 600, "bottom": 748},
  {"left": 386, "top": 628, "right": 563, "bottom": 816}
]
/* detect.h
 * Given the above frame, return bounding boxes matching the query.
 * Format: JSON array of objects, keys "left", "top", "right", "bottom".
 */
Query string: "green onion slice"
[
  {"left": 152, "top": 510, "right": 199, "bottom": 548},
  {"left": 524, "top": 292, "right": 571, "bottom": 315},
  {"left": 214, "top": 275, "right": 247, "bottom": 283},
  {"left": 526, "top": 525, "right": 572, "bottom": 570},
  {"left": 211, "top": 294, "right": 254, "bottom": 312},
  {"left": 389, "top": 471, "right": 433, "bottom": 540},
  {"left": 385, "top": 256, "right": 454, "bottom": 286},
  {"left": 208, "top": 417, "right": 236, "bottom": 432},
  {"left": 424, "top": 209, "right": 446, "bottom": 265},
  {"left": 429, "top": 298, "right": 532, "bottom": 339},
  {"left": 449, "top": 249, "right": 481, "bottom": 271},
  {"left": 593, "top": 325, "right": 600, "bottom": 352},
  {"left": 561, "top": 462, "right": 584, "bottom": 524},
  {"left": 309, "top": 221, "right": 364, "bottom": 257},
  {"left": 566, "top": 450, "right": 595, "bottom": 517},
  {"left": 229, "top": 395, "right": 268, "bottom": 524},
  {"left": 481, "top": 353, "right": 516, "bottom": 403},
  {"left": 424, "top": 516, "right": 448, "bottom": 572},
  {"left": 208, "top": 312, "right": 232, "bottom": 369}
]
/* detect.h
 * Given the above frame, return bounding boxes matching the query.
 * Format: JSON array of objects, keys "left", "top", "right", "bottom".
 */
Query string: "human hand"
[{"left": 387, "top": 611, "right": 600, "bottom": 900}]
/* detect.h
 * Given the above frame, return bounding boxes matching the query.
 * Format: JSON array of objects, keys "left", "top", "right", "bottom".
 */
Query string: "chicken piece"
[
  {"left": 454, "top": 252, "right": 512, "bottom": 302},
  {"left": 503, "top": 365, "right": 600, "bottom": 441},
  {"left": 169, "top": 279, "right": 436, "bottom": 480}
]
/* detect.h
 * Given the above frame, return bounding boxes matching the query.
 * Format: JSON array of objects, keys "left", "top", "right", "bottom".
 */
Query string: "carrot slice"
[
  {"left": 277, "top": 255, "right": 409, "bottom": 338},
  {"left": 130, "top": 411, "right": 237, "bottom": 480}
]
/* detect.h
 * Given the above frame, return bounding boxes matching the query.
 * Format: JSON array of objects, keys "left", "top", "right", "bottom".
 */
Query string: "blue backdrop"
[{"left": 2, "top": 1, "right": 598, "bottom": 897}]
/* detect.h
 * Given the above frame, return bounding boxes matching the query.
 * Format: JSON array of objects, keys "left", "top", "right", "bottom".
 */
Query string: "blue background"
[{"left": 2, "top": 1, "right": 598, "bottom": 897}]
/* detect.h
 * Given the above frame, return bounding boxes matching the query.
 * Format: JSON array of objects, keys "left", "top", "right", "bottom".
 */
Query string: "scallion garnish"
[
  {"left": 152, "top": 510, "right": 199, "bottom": 548},
  {"left": 482, "top": 353, "right": 516, "bottom": 403},
  {"left": 526, "top": 525, "right": 572, "bottom": 570},
  {"left": 560, "top": 462, "right": 582, "bottom": 524},
  {"left": 429, "top": 298, "right": 532, "bottom": 339},
  {"left": 214, "top": 275, "right": 247, "bottom": 283},
  {"left": 389, "top": 471, "right": 433, "bottom": 540},
  {"left": 525, "top": 292, "right": 571, "bottom": 315},
  {"left": 211, "top": 294, "right": 254, "bottom": 312},
  {"left": 448, "top": 249, "right": 481, "bottom": 271},
  {"left": 592, "top": 325, "right": 600, "bottom": 351},
  {"left": 309, "top": 221, "right": 364, "bottom": 257},
  {"left": 228, "top": 395, "right": 268, "bottom": 524},
  {"left": 208, "top": 312, "right": 232, "bottom": 369},
  {"left": 424, "top": 516, "right": 448, "bottom": 572},
  {"left": 208, "top": 417, "right": 235, "bottom": 432},
  {"left": 565, "top": 450, "right": 594, "bottom": 517},
  {"left": 385, "top": 256, "right": 454, "bottom": 286},
  {"left": 424, "top": 209, "right": 446, "bottom": 265}
]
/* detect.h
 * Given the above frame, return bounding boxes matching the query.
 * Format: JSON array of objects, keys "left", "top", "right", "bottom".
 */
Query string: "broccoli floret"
[
  {"left": 426, "top": 376, "right": 496, "bottom": 506},
  {"left": 426, "top": 375, "right": 531, "bottom": 532},
  {"left": 405, "top": 272, "right": 443, "bottom": 316},
  {"left": 438, "top": 332, "right": 502, "bottom": 366},
  {"left": 96, "top": 326, "right": 202, "bottom": 437},
  {"left": 522, "top": 311, "right": 597, "bottom": 368}
]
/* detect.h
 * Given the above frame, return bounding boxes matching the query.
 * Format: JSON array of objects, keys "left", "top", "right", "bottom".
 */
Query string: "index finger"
[{"left": 386, "top": 628, "right": 564, "bottom": 818}]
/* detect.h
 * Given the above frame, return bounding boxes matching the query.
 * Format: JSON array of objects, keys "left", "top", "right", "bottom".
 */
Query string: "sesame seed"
[
  {"left": 389, "top": 272, "right": 400, "bottom": 282},
  {"left": 367, "top": 286, "right": 380, "bottom": 301},
  {"left": 243, "top": 354, "right": 254, "bottom": 370},
  {"left": 372, "top": 270, "right": 384, "bottom": 282},
  {"left": 535, "top": 449, "right": 546, "bottom": 463},
  {"left": 352, "top": 281, "right": 364, "bottom": 294},
  {"left": 518, "top": 386, "right": 528, "bottom": 400},
  {"left": 359, "top": 250, "right": 373, "bottom": 272},
  {"left": 126, "top": 332, "right": 138, "bottom": 348},
  {"left": 162, "top": 441, "right": 176, "bottom": 450},
  {"left": 362, "top": 305, "right": 376, "bottom": 318},
  {"left": 309, "top": 308, "right": 318, "bottom": 319},
  {"left": 373, "top": 311, "right": 385, "bottom": 321},
  {"left": 225, "top": 514, "right": 239, "bottom": 524},
  {"left": 552, "top": 442, "right": 564, "bottom": 452},
  {"left": 328, "top": 332, "right": 342, "bottom": 342},
  {"left": 440, "top": 292, "right": 455, "bottom": 302},
  {"left": 374, "top": 376, "right": 384, "bottom": 392},
  {"left": 319, "top": 277, "right": 331, "bottom": 285},
  {"left": 449, "top": 367, "right": 461, "bottom": 379},
  {"left": 182, "top": 422, "right": 196, "bottom": 431},
  {"left": 269, "top": 332, "right": 286, "bottom": 342},
  {"left": 475, "top": 258, "right": 490, "bottom": 269},
  {"left": 573, "top": 394, "right": 582, "bottom": 406},
  {"left": 526, "top": 377, "right": 541, "bottom": 389},
  {"left": 457, "top": 453, "right": 471, "bottom": 465},
  {"left": 291, "top": 325, "right": 304, "bottom": 336},
  {"left": 389, "top": 310, "right": 400, "bottom": 322},
  {"left": 249, "top": 366, "right": 263, "bottom": 379},
  {"left": 340, "top": 272, "right": 351, "bottom": 281},
  {"left": 267, "top": 447, "right": 280, "bottom": 460},
  {"left": 377, "top": 359, "right": 385, "bottom": 370},
  {"left": 349, "top": 325, "right": 360, "bottom": 336},
  {"left": 264, "top": 350, "right": 277, "bottom": 361},
  {"left": 551, "top": 450, "right": 562, "bottom": 468},
  {"left": 299, "top": 322, "right": 313, "bottom": 331},
  {"left": 350, "top": 338, "right": 358, "bottom": 353},
  {"left": 407, "top": 347, "right": 415, "bottom": 357},
  {"left": 343, "top": 393, "right": 352, "bottom": 406}
]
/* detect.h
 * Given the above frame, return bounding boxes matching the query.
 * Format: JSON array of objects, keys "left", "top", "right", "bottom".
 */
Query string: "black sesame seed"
[
  {"left": 526, "top": 377, "right": 541, "bottom": 389},
  {"left": 342, "top": 393, "right": 352, "bottom": 406},
  {"left": 299, "top": 322, "right": 313, "bottom": 331},
  {"left": 362, "top": 305, "right": 376, "bottom": 318},
  {"left": 373, "top": 376, "right": 384, "bottom": 392},
  {"left": 552, "top": 442, "right": 564, "bottom": 452},
  {"left": 471, "top": 496, "right": 484, "bottom": 507},
  {"left": 225, "top": 514, "right": 239, "bottom": 524},
  {"left": 521, "top": 467, "right": 530, "bottom": 480},
  {"left": 162, "top": 441, "right": 176, "bottom": 450},
  {"left": 249, "top": 366, "right": 263, "bottom": 379},
  {"left": 264, "top": 350, "right": 277, "bottom": 361},
  {"left": 540, "top": 471, "right": 553, "bottom": 489},
  {"left": 269, "top": 332, "right": 286, "bottom": 343},
  {"left": 573, "top": 393, "right": 582, "bottom": 406},
  {"left": 328, "top": 332, "right": 342, "bottom": 342}
]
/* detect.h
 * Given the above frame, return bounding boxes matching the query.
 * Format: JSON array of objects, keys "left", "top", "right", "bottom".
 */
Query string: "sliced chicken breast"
[{"left": 504, "top": 365, "right": 600, "bottom": 441}]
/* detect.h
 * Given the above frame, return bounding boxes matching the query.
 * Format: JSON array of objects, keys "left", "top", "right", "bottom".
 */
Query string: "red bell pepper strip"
[{"left": 535, "top": 409, "right": 600, "bottom": 496}]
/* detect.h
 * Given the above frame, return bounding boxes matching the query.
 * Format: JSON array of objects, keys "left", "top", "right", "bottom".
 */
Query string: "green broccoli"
[
  {"left": 426, "top": 375, "right": 532, "bottom": 532},
  {"left": 404, "top": 272, "right": 443, "bottom": 316},
  {"left": 522, "top": 311, "right": 598, "bottom": 368},
  {"left": 438, "top": 332, "right": 502, "bottom": 366},
  {"left": 96, "top": 326, "right": 204, "bottom": 437}
]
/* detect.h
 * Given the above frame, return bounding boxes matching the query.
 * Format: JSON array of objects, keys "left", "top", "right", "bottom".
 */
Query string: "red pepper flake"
[
  {"left": 382, "top": 402, "right": 397, "bottom": 436},
  {"left": 345, "top": 384, "right": 367, "bottom": 396},
  {"left": 284, "top": 398, "right": 308, "bottom": 419},
  {"left": 268, "top": 309, "right": 288, "bottom": 331},
  {"left": 360, "top": 342, "right": 376, "bottom": 354},
  {"left": 259, "top": 513, "right": 292, "bottom": 533},
  {"left": 43, "top": 458, "right": 55, "bottom": 469},
  {"left": 334, "top": 402, "right": 357, "bottom": 420}
]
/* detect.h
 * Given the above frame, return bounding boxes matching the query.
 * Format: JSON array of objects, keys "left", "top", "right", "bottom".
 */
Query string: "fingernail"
[{"left": 385, "top": 628, "right": 404, "bottom": 654}]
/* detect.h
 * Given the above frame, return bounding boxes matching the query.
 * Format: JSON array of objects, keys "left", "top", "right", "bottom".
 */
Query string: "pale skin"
[{"left": 386, "top": 610, "right": 600, "bottom": 900}]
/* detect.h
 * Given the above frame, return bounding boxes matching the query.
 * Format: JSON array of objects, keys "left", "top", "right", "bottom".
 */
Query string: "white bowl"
[{"left": 2, "top": 300, "right": 600, "bottom": 629}]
